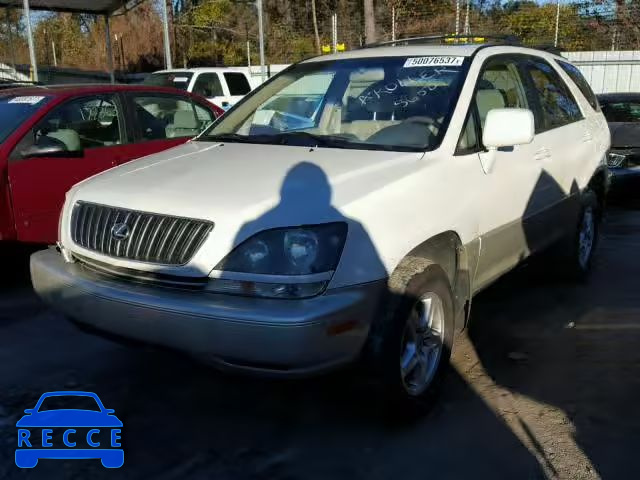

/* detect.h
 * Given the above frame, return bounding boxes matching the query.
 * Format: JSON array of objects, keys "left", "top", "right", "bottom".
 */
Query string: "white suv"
[{"left": 32, "top": 39, "right": 610, "bottom": 412}]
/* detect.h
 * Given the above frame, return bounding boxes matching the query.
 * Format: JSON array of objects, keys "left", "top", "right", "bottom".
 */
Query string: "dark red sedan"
[{"left": 0, "top": 84, "right": 223, "bottom": 245}]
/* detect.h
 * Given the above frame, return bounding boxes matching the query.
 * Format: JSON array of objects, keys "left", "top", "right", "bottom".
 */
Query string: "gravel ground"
[{"left": 0, "top": 208, "right": 639, "bottom": 480}]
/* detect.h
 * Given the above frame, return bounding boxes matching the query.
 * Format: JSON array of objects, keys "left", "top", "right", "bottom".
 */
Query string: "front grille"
[{"left": 70, "top": 202, "right": 213, "bottom": 265}]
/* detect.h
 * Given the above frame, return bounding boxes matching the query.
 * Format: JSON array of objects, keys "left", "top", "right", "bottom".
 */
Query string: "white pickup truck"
[{"left": 143, "top": 67, "right": 257, "bottom": 109}]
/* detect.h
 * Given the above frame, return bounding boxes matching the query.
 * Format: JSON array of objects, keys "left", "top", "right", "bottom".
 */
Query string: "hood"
[
  {"left": 70, "top": 141, "right": 424, "bottom": 226},
  {"left": 608, "top": 122, "right": 640, "bottom": 149},
  {"left": 66, "top": 140, "right": 425, "bottom": 277}
]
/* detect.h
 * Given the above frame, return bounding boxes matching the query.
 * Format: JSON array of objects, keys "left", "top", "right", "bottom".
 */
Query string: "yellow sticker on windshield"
[{"left": 403, "top": 56, "right": 464, "bottom": 68}]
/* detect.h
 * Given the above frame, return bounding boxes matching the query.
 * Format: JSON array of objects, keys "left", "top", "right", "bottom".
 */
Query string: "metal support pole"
[
  {"left": 22, "top": 0, "right": 37, "bottom": 82},
  {"left": 332, "top": 13, "right": 337, "bottom": 53},
  {"left": 105, "top": 15, "right": 114, "bottom": 83},
  {"left": 256, "top": 0, "right": 266, "bottom": 82},
  {"left": 161, "top": 0, "right": 173, "bottom": 69},
  {"left": 247, "top": 40, "right": 251, "bottom": 71},
  {"left": 464, "top": 0, "right": 470, "bottom": 35},
  {"left": 554, "top": 0, "right": 560, "bottom": 47},
  {"left": 455, "top": 0, "right": 460, "bottom": 36},
  {"left": 391, "top": 6, "right": 395, "bottom": 42},
  {"left": 51, "top": 41, "right": 57, "bottom": 67}
]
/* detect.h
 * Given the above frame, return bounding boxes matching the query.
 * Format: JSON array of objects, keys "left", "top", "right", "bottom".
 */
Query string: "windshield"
[
  {"left": 0, "top": 94, "right": 51, "bottom": 143},
  {"left": 601, "top": 100, "right": 640, "bottom": 123},
  {"left": 143, "top": 72, "right": 193, "bottom": 91},
  {"left": 202, "top": 56, "right": 468, "bottom": 151}
]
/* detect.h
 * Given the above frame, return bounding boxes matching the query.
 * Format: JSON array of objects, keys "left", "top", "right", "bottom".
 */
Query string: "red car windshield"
[{"left": 0, "top": 94, "right": 51, "bottom": 143}]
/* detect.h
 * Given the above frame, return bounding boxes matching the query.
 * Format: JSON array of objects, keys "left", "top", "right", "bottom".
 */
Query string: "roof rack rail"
[
  {"left": 361, "top": 34, "right": 521, "bottom": 49},
  {"left": 529, "top": 44, "right": 563, "bottom": 56}
]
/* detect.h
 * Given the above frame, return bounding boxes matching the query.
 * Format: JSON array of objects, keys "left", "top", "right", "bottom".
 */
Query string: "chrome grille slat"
[
  {"left": 124, "top": 214, "right": 143, "bottom": 258},
  {"left": 165, "top": 219, "right": 191, "bottom": 265},
  {"left": 91, "top": 206, "right": 104, "bottom": 251},
  {"left": 180, "top": 223, "right": 206, "bottom": 264},
  {"left": 84, "top": 205, "right": 96, "bottom": 249},
  {"left": 134, "top": 215, "right": 154, "bottom": 259},
  {"left": 145, "top": 217, "right": 166, "bottom": 262},
  {"left": 70, "top": 202, "right": 213, "bottom": 266},
  {"left": 100, "top": 207, "right": 113, "bottom": 253},
  {"left": 115, "top": 212, "right": 132, "bottom": 257}
]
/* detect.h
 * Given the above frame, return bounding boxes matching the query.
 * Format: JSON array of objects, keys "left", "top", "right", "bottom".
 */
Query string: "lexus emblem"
[{"left": 111, "top": 223, "right": 130, "bottom": 242}]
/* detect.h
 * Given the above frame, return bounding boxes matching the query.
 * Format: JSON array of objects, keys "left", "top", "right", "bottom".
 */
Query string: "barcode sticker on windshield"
[
  {"left": 8, "top": 95, "right": 45, "bottom": 104},
  {"left": 403, "top": 56, "right": 464, "bottom": 68}
]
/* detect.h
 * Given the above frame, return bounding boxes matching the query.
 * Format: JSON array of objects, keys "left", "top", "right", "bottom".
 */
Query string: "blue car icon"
[{"left": 15, "top": 391, "right": 123, "bottom": 468}]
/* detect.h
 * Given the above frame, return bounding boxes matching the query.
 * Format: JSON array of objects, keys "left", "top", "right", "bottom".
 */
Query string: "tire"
[
  {"left": 555, "top": 189, "right": 600, "bottom": 281},
  {"left": 366, "top": 257, "right": 455, "bottom": 417}
]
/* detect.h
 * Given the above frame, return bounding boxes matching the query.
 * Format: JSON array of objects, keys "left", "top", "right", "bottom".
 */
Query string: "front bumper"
[{"left": 31, "top": 249, "right": 384, "bottom": 376}]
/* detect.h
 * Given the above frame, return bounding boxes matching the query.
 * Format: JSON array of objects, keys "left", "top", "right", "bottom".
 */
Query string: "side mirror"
[
  {"left": 104, "top": 409, "right": 115, "bottom": 414},
  {"left": 21, "top": 144, "right": 83, "bottom": 159},
  {"left": 482, "top": 108, "right": 535, "bottom": 150},
  {"left": 24, "top": 409, "right": 34, "bottom": 414}
]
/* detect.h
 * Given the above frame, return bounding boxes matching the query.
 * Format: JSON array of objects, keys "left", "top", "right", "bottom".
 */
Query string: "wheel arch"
[{"left": 396, "top": 230, "right": 472, "bottom": 331}]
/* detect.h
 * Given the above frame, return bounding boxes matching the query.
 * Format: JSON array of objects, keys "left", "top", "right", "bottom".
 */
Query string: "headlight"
[
  {"left": 607, "top": 152, "right": 627, "bottom": 168},
  {"left": 206, "top": 223, "right": 347, "bottom": 298}
]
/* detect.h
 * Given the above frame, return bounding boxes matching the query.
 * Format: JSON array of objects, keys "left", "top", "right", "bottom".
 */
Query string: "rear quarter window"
[
  {"left": 556, "top": 60, "right": 599, "bottom": 111},
  {"left": 224, "top": 72, "right": 251, "bottom": 96}
]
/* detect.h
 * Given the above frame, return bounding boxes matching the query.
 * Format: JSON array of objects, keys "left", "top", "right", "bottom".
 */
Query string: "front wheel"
[{"left": 366, "top": 257, "right": 455, "bottom": 416}]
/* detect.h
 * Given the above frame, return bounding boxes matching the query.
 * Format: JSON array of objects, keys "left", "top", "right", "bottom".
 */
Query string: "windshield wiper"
[
  {"left": 270, "top": 131, "right": 356, "bottom": 148},
  {"left": 201, "top": 131, "right": 351, "bottom": 148},
  {"left": 200, "top": 133, "right": 270, "bottom": 144}
]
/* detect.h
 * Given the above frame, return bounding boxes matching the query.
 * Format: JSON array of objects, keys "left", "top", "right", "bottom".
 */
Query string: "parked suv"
[
  {"left": 0, "top": 84, "right": 222, "bottom": 245},
  {"left": 32, "top": 40, "right": 609, "bottom": 413}
]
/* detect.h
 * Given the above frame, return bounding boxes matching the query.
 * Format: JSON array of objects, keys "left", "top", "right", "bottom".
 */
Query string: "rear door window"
[
  {"left": 521, "top": 57, "right": 582, "bottom": 132},
  {"left": 131, "top": 94, "right": 214, "bottom": 140},
  {"left": 556, "top": 61, "right": 599, "bottom": 111},
  {"left": 223, "top": 72, "right": 251, "bottom": 96}
]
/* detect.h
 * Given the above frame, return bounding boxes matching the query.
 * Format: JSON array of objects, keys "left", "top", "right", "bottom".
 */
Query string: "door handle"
[
  {"left": 534, "top": 148, "right": 551, "bottom": 161},
  {"left": 581, "top": 132, "right": 593, "bottom": 143}
]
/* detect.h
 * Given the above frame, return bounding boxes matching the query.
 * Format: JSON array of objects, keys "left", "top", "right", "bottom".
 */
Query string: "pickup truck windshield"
[
  {"left": 143, "top": 72, "right": 193, "bottom": 90},
  {"left": 0, "top": 94, "right": 51, "bottom": 143},
  {"left": 202, "top": 56, "right": 468, "bottom": 151}
]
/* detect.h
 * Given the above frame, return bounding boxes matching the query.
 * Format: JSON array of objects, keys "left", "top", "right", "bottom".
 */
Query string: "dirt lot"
[{"left": 0, "top": 208, "right": 639, "bottom": 480}]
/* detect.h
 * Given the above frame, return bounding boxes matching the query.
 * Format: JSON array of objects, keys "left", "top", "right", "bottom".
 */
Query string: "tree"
[{"left": 311, "top": 0, "right": 321, "bottom": 54}]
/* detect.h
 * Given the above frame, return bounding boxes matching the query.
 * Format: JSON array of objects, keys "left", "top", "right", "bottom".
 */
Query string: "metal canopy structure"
[
  {"left": 0, "top": 0, "right": 131, "bottom": 14},
  {"left": 0, "top": 0, "right": 170, "bottom": 82}
]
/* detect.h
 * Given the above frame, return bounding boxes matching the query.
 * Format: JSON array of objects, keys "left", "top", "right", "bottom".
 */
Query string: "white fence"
[{"left": 563, "top": 51, "right": 640, "bottom": 94}]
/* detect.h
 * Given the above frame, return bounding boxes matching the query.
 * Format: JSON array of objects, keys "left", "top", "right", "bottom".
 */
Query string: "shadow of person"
[
  {"left": 467, "top": 171, "right": 640, "bottom": 478},
  {"left": 170, "top": 160, "right": 546, "bottom": 477},
  {"left": 232, "top": 161, "right": 353, "bottom": 246}
]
